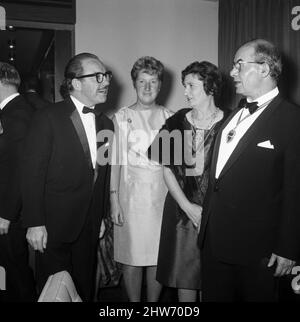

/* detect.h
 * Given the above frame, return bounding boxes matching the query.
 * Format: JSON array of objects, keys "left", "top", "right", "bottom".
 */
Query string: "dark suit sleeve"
[
  {"left": 0, "top": 104, "right": 32, "bottom": 221},
  {"left": 275, "top": 130, "right": 300, "bottom": 260},
  {"left": 21, "top": 110, "right": 53, "bottom": 228}
]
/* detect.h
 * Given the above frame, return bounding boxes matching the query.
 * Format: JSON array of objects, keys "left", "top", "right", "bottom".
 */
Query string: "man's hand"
[
  {"left": 26, "top": 226, "right": 48, "bottom": 253},
  {"left": 268, "top": 253, "right": 296, "bottom": 276},
  {"left": 0, "top": 217, "right": 10, "bottom": 235}
]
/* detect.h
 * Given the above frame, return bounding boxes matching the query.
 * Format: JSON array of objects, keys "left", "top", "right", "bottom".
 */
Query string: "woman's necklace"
[
  {"left": 226, "top": 98, "right": 273, "bottom": 143},
  {"left": 191, "top": 108, "right": 219, "bottom": 129},
  {"left": 191, "top": 108, "right": 219, "bottom": 152}
]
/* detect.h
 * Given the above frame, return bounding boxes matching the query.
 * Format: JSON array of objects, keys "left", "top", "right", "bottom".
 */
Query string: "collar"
[
  {"left": 0, "top": 93, "right": 20, "bottom": 110},
  {"left": 247, "top": 87, "right": 279, "bottom": 106},
  {"left": 70, "top": 95, "right": 95, "bottom": 114}
]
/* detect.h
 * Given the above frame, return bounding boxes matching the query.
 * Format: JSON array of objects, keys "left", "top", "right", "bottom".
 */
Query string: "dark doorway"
[{"left": 0, "top": 22, "right": 74, "bottom": 102}]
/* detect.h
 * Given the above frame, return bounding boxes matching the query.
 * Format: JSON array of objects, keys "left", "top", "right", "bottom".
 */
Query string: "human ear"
[
  {"left": 260, "top": 62, "right": 270, "bottom": 78},
  {"left": 71, "top": 78, "right": 81, "bottom": 90}
]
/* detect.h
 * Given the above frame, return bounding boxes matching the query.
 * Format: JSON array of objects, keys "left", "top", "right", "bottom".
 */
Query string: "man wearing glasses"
[
  {"left": 21, "top": 53, "right": 114, "bottom": 301},
  {"left": 199, "top": 39, "right": 300, "bottom": 301}
]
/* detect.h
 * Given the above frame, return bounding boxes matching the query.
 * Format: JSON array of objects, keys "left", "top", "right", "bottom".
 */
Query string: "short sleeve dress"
[{"left": 113, "top": 106, "right": 172, "bottom": 266}]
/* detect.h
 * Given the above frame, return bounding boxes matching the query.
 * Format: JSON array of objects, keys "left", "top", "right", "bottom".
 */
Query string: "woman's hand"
[
  {"left": 183, "top": 202, "right": 202, "bottom": 230},
  {"left": 163, "top": 167, "right": 202, "bottom": 231},
  {"left": 110, "top": 196, "right": 124, "bottom": 226}
]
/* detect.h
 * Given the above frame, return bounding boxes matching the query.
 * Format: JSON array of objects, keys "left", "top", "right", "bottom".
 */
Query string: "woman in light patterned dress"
[{"left": 110, "top": 57, "right": 172, "bottom": 302}]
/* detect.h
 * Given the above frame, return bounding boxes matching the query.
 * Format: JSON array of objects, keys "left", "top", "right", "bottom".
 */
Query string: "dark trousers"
[
  {"left": 202, "top": 231, "right": 279, "bottom": 302},
  {"left": 35, "top": 204, "right": 100, "bottom": 302},
  {"left": 0, "top": 220, "right": 36, "bottom": 302}
]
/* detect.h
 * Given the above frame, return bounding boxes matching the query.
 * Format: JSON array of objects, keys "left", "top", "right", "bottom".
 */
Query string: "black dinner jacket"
[
  {"left": 199, "top": 95, "right": 300, "bottom": 265},
  {"left": 0, "top": 95, "right": 33, "bottom": 222},
  {"left": 21, "top": 97, "right": 114, "bottom": 243},
  {"left": 24, "top": 91, "right": 50, "bottom": 110}
]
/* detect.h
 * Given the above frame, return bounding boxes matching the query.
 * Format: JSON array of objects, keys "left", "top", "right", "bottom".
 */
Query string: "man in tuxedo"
[
  {"left": 0, "top": 62, "right": 36, "bottom": 301},
  {"left": 22, "top": 53, "right": 114, "bottom": 301},
  {"left": 199, "top": 39, "right": 300, "bottom": 301}
]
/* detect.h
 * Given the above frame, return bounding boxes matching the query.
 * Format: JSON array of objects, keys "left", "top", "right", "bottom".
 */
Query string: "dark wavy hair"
[
  {"left": 60, "top": 53, "right": 100, "bottom": 98},
  {"left": 244, "top": 39, "right": 282, "bottom": 82},
  {"left": 130, "top": 56, "right": 164, "bottom": 86},
  {"left": 181, "top": 61, "right": 222, "bottom": 97},
  {"left": 0, "top": 62, "right": 21, "bottom": 89}
]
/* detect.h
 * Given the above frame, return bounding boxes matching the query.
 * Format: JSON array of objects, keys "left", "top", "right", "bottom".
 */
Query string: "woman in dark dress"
[{"left": 148, "top": 61, "right": 227, "bottom": 301}]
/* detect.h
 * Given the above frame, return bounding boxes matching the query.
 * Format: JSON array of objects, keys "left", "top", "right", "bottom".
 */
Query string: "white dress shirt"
[
  {"left": 0, "top": 93, "right": 19, "bottom": 110},
  {"left": 215, "top": 87, "right": 279, "bottom": 178},
  {"left": 70, "top": 95, "right": 97, "bottom": 169}
]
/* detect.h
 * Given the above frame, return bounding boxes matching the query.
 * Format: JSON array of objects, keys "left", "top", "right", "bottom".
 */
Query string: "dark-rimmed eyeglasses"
[
  {"left": 232, "top": 61, "right": 265, "bottom": 72},
  {"left": 76, "top": 71, "right": 112, "bottom": 83}
]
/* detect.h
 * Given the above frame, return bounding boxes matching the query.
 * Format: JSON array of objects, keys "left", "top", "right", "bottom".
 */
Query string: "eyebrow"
[{"left": 184, "top": 79, "right": 202, "bottom": 84}]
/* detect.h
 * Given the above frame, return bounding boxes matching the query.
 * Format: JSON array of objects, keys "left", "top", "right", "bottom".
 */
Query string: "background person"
[
  {"left": 0, "top": 62, "right": 36, "bottom": 302},
  {"left": 22, "top": 74, "right": 50, "bottom": 110}
]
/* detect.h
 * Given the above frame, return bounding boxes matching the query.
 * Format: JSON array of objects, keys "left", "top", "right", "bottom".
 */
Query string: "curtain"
[{"left": 218, "top": 0, "right": 300, "bottom": 109}]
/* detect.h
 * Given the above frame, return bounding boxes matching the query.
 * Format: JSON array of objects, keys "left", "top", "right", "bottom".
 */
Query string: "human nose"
[
  {"left": 184, "top": 86, "right": 189, "bottom": 96},
  {"left": 230, "top": 65, "right": 238, "bottom": 78},
  {"left": 101, "top": 76, "right": 110, "bottom": 87},
  {"left": 144, "top": 81, "right": 151, "bottom": 91}
]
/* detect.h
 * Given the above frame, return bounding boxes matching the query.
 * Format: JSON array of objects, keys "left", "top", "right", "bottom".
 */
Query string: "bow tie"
[
  {"left": 82, "top": 106, "right": 101, "bottom": 116},
  {"left": 238, "top": 98, "right": 259, "bottom": 114}
]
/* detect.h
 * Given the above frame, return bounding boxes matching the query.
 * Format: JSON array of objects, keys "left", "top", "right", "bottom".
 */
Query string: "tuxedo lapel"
[
  {"left": 218, "top": 96, "right": 282, "bottom": 179},
  {"left": 95, "top": 113, "right": 103, "bottom": 149},
  {"left": 94, "top": 112, "right": 114, "bottom": 183},
  {"left": 93, "top": 114, "right": 102, "bottom": 182},
  {"left": 66, "top": 98, "right": 93, "bottom": 169}
]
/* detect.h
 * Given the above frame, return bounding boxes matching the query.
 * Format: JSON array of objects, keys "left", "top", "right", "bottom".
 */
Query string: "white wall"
[{"left": 76, "top": 0, "right": 218, "bottom": 113}]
